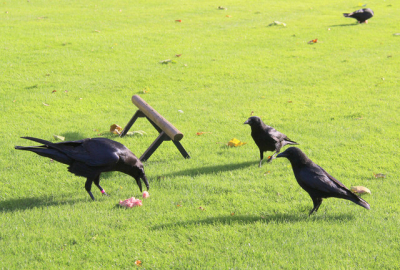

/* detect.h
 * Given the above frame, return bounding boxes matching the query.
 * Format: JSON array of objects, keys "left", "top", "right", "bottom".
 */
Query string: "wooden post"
[{"left": 120, "top": 95, "right": 190, "bottom": 161}]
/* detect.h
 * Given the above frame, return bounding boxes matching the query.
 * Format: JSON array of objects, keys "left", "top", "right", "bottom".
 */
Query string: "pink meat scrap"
[{"left": 119, "top": 197, "right": 142, "bottom": 208}]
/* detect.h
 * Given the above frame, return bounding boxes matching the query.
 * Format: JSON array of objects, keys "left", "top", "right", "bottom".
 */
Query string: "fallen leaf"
[
  {"left": 287, "top": 100, "right": 292, "bottom": 103},
  {"left": 264, "top": 171, "right": 271, "bottom": 175},
  {"left": 52, "top": 90, "right": 57, "bottom": 93},
  {"left": 227, "top": 138, "right": 247, "bottom": 147},
  {"left": 177, "top": 204, "right": 182, "bottom": 207},
  {"left": 175, "top": 54, "right": 182, "bottom": 57},
  {"left": 308, "top": 39, "right": 318, "bottom": 44},
  {"left": 374, "top": 173, "right": 386, "bottom": 178},
  {"left": 159, "top": 59, "right": 176, "bottom": 64},
  {"left": 110, "top": 124, "right": 122, "bottom": 135},
  {"left": 126, "top": 130, "right": 147, "bottom": 136},
  {"left": 351, "top": 186, "right": 371, "bottom": 195},
  {"left": 268, "top": 21, "right": 286, "bottom": 27},
  {"left": 53, "top": 135, "right": 65, "bottom": 141},
  {"left": 199, "top": 207, "right": 205, "bottom": 211},
  {"left": 135, "top": 260, "right": 142, "bottom": 267},
  {"left": 226, "top": 15, "right": 232, "bottom": 18},
  {"left": 42, "top": 102, "right": 49, "bottom": 106},
  {"left": 196, "top": 132, "right": 211, "bottom": 136},
  {"left": 231, "top": 212, "right": 235, "bottom": 216},
  {"left": 218, "top": 6, "right": 227, "bottom": 10},
  {"left": 175, "top": 19, "right": 182, "bottom": 22},
  {"left": 250, "top": 111, "right": 254, "bottom": 116}
]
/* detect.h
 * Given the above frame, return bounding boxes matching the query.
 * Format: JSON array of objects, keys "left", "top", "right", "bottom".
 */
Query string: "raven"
[
  {"left": 343, "top": 8, "right": 374, "bottom": 24},
  {"left": 244, "top": 116, "right": 298, "bottom": 167},
  {"left": 15, "top": 137, "right": 149, "bottom": 200},
  {"left": 276, "top": 147, "right": 370, "bottom": 215}
]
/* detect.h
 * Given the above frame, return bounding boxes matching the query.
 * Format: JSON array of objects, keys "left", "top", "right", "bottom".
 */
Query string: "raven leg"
[
  {"left": 268, "top": 142, "right": 282, "bottom": 163},
  {"left": 94, "top": 174, "right": 108, "bottom": 196},
  {"left": 259, "top": 151, "right": 264, "bottom": 167},
  {"left": 85, "top": 178, "right": 95, "bottom": 201},
  {"left": 309, "top": 197, "right": 323, "bottom": 216}
]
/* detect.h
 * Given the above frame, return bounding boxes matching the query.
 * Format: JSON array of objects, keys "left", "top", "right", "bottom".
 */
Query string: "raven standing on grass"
[
  {"left": 343, "top": 8, "right": 374, "bottom": 24},
  {"left": 244, "top": 116, "right": 298, "bottom": 167},
  {"left": 15, "top": 137, "right": 149, "bottom": 200},
  {"left": 276, "top": 147, "right": 370, "bottom": 215}
]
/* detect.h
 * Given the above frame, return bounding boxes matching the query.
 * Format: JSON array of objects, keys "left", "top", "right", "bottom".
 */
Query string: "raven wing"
[
  {"left": 47, "top": 138, "right": 120, "bottom": 167},
  {"left": 297, "top": 164, "right": 349, "bottom": 196}
]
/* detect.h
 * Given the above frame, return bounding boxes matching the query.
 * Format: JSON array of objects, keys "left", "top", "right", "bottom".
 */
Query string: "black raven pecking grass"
[
  {"left": 15, "top": 137, "right": 149, "bottom": 200},
  {"left": 343, "top": 8, "right": 374, "bottom": 24}
]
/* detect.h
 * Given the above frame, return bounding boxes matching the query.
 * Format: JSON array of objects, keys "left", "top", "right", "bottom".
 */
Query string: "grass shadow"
[
  {"left": 151, "top": 213, "right": 355, "bottom": 230},
  {"left": 60, "top": 132, "right": 87, "bottom": 141},
  {"left": 329, "top": 23, "right": 358, "bottom": 27},
  {"left": 159, "top": 161, "right": 257, "bottom": 178},
  {"left": 0, "top": 194, "right": 87, "bottom": 212}
]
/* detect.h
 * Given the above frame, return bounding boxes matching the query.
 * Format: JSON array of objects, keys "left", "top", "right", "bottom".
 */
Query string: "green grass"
[{"left": 1, "top": 0, "right": 400, "bottom": 268}]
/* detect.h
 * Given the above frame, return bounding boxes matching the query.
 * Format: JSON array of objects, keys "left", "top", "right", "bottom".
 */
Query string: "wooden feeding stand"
[{"left": 120, "top": 95, "right": 190, "bottom": 162}]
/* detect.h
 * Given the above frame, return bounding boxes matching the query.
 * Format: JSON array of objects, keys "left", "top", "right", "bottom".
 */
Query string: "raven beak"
[
  {"left": 244, "top": 119, "right": 250, "bottom": 125},
  {"left": 135, "top": 176, "right": 143, "bottom": 192},
  {"left": 276, "top": 152, "right": 286, "bottom": 158},
  {"left": 141, "top": 174, "right": 150, "bottom": 190}
]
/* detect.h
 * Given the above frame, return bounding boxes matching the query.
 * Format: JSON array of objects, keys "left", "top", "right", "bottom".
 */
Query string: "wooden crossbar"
[{"left": 120, "top": 95, "right": 190, "bottom": 162}]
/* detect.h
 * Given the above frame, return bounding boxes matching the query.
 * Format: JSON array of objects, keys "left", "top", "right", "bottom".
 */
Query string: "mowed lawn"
[{"left": 1, "top": 0, "right": 400, "bottom": 268}]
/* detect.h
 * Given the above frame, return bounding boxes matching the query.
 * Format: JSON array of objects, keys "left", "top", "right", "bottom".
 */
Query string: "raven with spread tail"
[{"left": 277, "top": 147, "right": 370, "bottom": 215}]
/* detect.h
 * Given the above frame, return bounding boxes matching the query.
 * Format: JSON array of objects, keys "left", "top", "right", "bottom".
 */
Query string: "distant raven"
[
  {"left": 343, "top": 8, "right": 374, "bottom": 24},
  {"left": 276, "top": 147, "right": 370, "bottom": 215},
  {"left": 244, "top": 116, "right": 298, "bottom": 167},
  {"left": 15, "top": 137, "right": 149, "bottom": 200}
]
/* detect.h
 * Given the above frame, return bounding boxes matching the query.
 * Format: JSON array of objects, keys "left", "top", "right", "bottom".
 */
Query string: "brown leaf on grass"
[
  {"left": 374, "top": 173, "right": 386, "bottom": 178},
  {"left": 135, "top": 260, "right": 142, "bottom": 267},
  {"left": 226, "top": 15, "right": 232, "bottom": 18},
  {"left": 196, "top": 132, "right": 211, "bottom": 136},
  {"left": 52, "top": 90, "right": 57, "bottom": 93},
  {"left": 175, "top": 54, "right": 182, "bottom": 57},
  {"left": 218, "top": 6, "right": 227, "bottom": 10},
  {"left": 250, "top": 111, "right": 254, "bottom": 116},
  {"left": 227, "top": 138, "right": 246, "bottom": 147},
  {"left": 230, "top": 212, "right": 235, "bottom": 216},
  {"left": 308, "top": 39, "right": 318, "bottom": 44},
  {"left": 175, "top": 19, "right": 182, "bottom": 22},
  {"left": 110, "top": 124, "right": 122, "bottom": 135},
  {"left": 351, "top": 186, "right": 371, "bottom": 195},
  {"left": 199, "top": 207, "right": 206, "bottom": 211}
]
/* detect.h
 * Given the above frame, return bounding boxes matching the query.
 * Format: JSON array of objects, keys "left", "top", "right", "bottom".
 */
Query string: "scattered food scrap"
[
  {"left": 351, "top": 186, "right": 371, "bottom": 195},
  {"left": 119, "top": 197, "right": 142, "bottom": 208}
]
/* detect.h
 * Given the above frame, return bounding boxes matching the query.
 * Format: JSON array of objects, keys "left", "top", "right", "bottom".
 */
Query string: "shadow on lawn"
[
  {"left": 159, "top": 161, "right": 257, "bottom": 178},
  {"left": 0, "top": 195, "right": 86, "bottom": 212},
  {"left": 329, "top": 23, "right": 358, "bottom": 27},
  {"left": 151, "top": 213, "right": 355, "bottom": 230}
]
